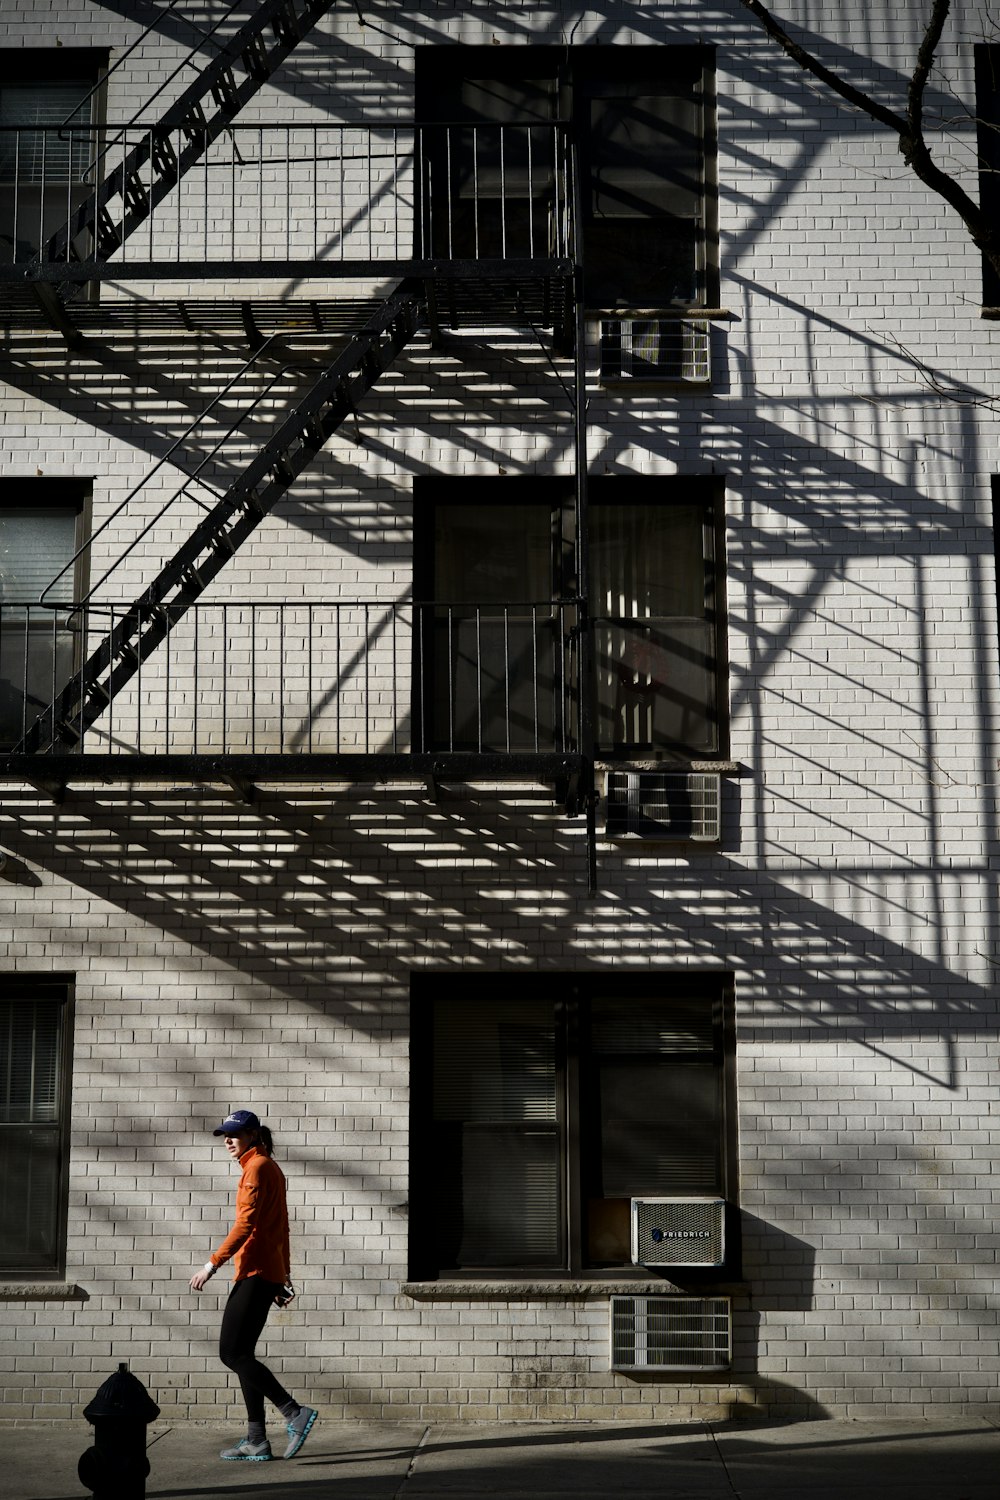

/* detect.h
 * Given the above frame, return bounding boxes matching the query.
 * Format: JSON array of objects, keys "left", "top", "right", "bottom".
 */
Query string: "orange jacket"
[{"left": 210, "top": 1146, "right": 290, "bottom": 1284}]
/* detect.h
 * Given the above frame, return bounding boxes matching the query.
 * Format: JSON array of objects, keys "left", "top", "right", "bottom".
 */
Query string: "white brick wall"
[{"left": 1, "top": 0, "right": 999, "bottom": 1424}]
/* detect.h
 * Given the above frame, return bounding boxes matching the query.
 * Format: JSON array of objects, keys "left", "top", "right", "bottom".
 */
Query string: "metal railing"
[
  {"left": 0, "top": 600, "right": 580, "bottom": 757},
  {"left": 0, "top": 122, "right": 575, "bottom": 272}
]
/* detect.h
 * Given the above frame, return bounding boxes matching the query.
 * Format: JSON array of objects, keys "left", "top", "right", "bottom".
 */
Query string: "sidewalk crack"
[
  {"left": 707, "top": 1422, "right": 742, "bottom": 1498},
  {"left": 393, "top": 1423, "right": 432, "bottom": 1497}
]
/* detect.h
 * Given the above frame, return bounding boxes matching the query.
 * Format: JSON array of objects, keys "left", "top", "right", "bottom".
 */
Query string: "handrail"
[
  {"left": 39, "top": 331, "right": 294, "bottom": 609},
  {"left": 0, "top": 598, "right": 582, "bottom": 757},
  {"left": 58, "top": 0, "right": 229, "bottom": 131},
  {"left": 59, "top": 0, "right": 251, "bottom": 190},
  {"left": 0, "top": 121, "right": 576, "bottom": 270}
]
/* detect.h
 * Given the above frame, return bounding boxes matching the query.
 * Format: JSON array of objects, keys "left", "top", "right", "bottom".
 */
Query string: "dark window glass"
[
  {"left": 416, "top": 484, "right": 572, "bottom": 752},
  {"left": 0, "top": 482, "right": 88, "bottom": 750},
  {"left": 590, "top": 483, "right": 721, "bottom": 755},
  {"left": 586, "top": 995, "right": 724, "bottom": 1198},
  {"left": 0, "top": 980, "right": 72, "bottom": 1275},
  {"left": 976, "top": 45, "right": 1000, "bottom": 305},
  {"left": 409, "top": 975, "right": 733, "bottom": 1278},
  {"left": 426, "top": 997, "right": 561, "bottom": 1267},
  {"left": 415, "top": 477, "right": 725, "bottom": 758},
  {"left": 415, "top": 45, "right": 715, "bottom": 306},
  {"left": 0, "top": 53, "right": 105, "bottom": 265}
]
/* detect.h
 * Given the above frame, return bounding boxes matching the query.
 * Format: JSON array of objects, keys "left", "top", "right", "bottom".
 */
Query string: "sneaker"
[
  {"left": 220, "top": 1437, "right": 273, "bottom": 1461},
  {"left": 283, "top": 1405, "right": 317, "bottom": 1459}
]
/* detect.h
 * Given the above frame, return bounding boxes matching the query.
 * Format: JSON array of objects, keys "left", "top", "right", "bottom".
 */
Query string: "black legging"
[{"left": 219, "top": 1276, "right": 293, "bottom": 1425}]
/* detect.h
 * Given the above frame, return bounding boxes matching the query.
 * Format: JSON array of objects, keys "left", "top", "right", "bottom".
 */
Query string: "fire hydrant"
[{"left": 78, "top": 1363, "right": 160, "bottom": 1499}]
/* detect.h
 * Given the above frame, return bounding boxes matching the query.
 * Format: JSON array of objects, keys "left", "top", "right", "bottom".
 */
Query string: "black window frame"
[
  {"left": 976, "top": 45, "right": 1000, "bottom": 307},
  {"left": 589, "top": 474, "right": 728, "bottom": 759},
  {"left": 0, "top": 48, "right": 108, "bottom": 281},
  {"left": 414, "top": 44, "right": 718, "bottom": 310},
  {"left": 413, "top": 475, "right": 729, "bottom": 761},
  {"left": 408, "top": 971, "right": 738, "bottom": 1282},
  {"left": 0, "top": 975, "right": 74, "bottom": 1278},
  {"left": 412, "top": 476, "right": 577, "bottom": 754},
  {"left": 0, "top": 478, "right": 91, "bottom": 752}
]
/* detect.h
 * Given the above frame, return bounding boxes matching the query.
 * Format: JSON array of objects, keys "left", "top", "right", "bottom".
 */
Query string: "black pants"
[{"left": 219, "top": 1276, "right": 293, "bottom": 1425}]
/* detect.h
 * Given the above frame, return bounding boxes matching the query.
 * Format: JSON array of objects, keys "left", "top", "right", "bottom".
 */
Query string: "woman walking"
[{"left": 189, "top": 1109, "right": 317, "bottom": 1462}]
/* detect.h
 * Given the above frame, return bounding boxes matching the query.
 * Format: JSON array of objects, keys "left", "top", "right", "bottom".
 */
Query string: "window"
[
  {"left": 414, "top": 479, "right": 575, "bottom": 752},
  {"left": 414, "top": 476, "right": 727, "bottom": 758},
  {"left": 0, "top": 50, "right": 106, "bottom": 266},
  {"left": 408, "top": 973, "right": 736, "bottom": 1279},
  {"left": 590, "top": 478, "right": 724, "bottom": 755},
  {"left": 0, "top": 978, "right": 73, "bottom": 1276},
  {"left": 977, "top": 46, "right": 1000, "bottom": 306},
  {"left": 415, "top": 45, "right": 717, "bottom": 308},
  {"left": 0, "top": 479, "right": 90, "bottom": 750}
]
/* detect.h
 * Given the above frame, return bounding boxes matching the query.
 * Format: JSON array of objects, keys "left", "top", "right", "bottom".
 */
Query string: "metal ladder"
[
  {"left": 43, "top": 0, "right": 338, "bottom": 274},
  {"left": 18, "top": 286, "right": 426, "bottom": 754}
]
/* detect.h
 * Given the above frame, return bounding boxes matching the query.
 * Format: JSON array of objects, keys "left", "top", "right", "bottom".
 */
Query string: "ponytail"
[{"left": 257, "top": 1125, "right": 274, "bottom": 1157}]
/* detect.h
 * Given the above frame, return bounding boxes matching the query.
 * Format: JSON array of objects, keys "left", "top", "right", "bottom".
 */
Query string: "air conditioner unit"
[
  {"left": 599, "top": 318, "right": 710, "bottom": 384},
  {"left": 610, "top": 1295, "right": 732, "bottom": 1372},
  {"left": 631, "top": 1196, "right": 726, "bottom": 1268},
  {"left": 604, "top": 771, "right": 721, "bottom": 842}
]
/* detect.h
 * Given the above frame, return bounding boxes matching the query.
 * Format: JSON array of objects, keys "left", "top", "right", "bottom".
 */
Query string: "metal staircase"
[
  {"left": 17, "top": 285, "right": 426, "bottom": 754},
  {"left": 43, "top": 0, "right": 338, "bottom": 278}
]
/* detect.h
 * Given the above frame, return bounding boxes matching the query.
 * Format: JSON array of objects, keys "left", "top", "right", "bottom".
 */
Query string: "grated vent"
[
  {"left": 610, "top": 1295, "right": 732, "bottom": 1371},
  {"left": 599, "top": 319, "right": 710, "bottom": 383},
  {"left": 631, "top": 1196, "right": 726, "bottom": 1267},
  {"left": 605, "top": 771, "right": 720, "bottom": 841}
]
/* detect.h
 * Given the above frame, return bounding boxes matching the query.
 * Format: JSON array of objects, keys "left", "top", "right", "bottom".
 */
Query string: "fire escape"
[{"left": 0, "top": 1, "right": 589, "bottom": 826}]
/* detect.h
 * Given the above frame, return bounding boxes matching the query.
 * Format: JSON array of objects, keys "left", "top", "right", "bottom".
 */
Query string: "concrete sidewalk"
[{"left": 3, "top": 1416, "right": 999, "bottom": 1499}]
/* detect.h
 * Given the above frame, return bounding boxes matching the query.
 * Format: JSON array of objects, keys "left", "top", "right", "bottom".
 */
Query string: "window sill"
[
  {"left": 0, "top": 1282, "right": 89, "bottom": 1301},
  {"left": 402, "top": 1277, "right": 749, "bottom": 1301},
  {"left": 594, "top": 758, "right": 743, "bottom": 774},
  {"left": 587, "top": 307, "right": 734, "bottom": 320}
]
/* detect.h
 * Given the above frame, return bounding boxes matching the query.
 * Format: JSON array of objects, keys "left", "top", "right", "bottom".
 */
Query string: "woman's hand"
[{"left": 189, "top": 1262, "right": 216, "bottom": 1291}]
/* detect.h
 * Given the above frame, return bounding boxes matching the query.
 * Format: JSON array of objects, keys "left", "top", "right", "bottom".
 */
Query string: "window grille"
[
  {"left": 600, "top": 319, "right": 711, "bottom": 383},
  {"left": 610, "top": 1295, "right": 732, "bottom": 1371}
]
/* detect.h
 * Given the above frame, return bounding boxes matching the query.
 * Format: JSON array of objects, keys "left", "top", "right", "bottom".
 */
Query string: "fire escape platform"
[
  {"left": 0, "top": 270, "right": 572, "bottom": 339},
  {"left": 0, "top": 753, "right": 585, "bottom": 807}
]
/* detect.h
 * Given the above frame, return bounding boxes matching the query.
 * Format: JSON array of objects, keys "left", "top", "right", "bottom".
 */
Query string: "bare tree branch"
[{"left": 737, "top": 0, "right": 1000, "bottom": 276}]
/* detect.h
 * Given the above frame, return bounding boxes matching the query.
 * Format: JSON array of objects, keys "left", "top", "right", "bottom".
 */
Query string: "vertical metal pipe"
[
  {"left": 364, "top": 604, "right": 370, "bottom": 753},
  {"left": 335, "top": 604, "right": 341, "bottom": 751},
  {"left": 503, "top": 605, "right": 511, "bottom": 753},
  {"left": 499, "top": 126, "right": 506, "bottom": 259},
  {"left": 569, "top": 136, "right": 597, "bottom": 894},
  {"left": 37, "top": 131, "right": 46, "bottom": 266},
  {"left": 250, "top": 604, "right": 257, "bottom": 755},
  {"left": 527, "top": 126, "right": 535, "bottom": 258},
  {"left": 313, "top": 129, "right": 319, "bottom": 259},
  {"left": 279, "top": 603, "right": 286, "bottom": 752},
  {"left": 307, "top": 603, "right": 314, "bottom": 753},
  {"left": 222, "top": 605, "right": 228, "bottom": 754},
  {"left": 475, "top": 607, "right": 483, "bottom": 752},
  {"left": 258, "top": 125, "right": 264, "bottom": 261},
  {"left": 164, "top": 608, "right": 171, "bottom": 755},
  {"left": 449, "top": 127, "right": 456, "bottom": 260},
  {"left": 391, "top": 604, "right": 398, "bottom": 753},
  {"left": 11, "top": 134, "right": 19, "bottom": 264}
]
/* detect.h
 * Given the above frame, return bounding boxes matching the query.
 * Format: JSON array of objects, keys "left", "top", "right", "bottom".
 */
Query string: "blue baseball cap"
[{"left": 212, "top": 1109, "right": 260, "bottom": 1137}]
